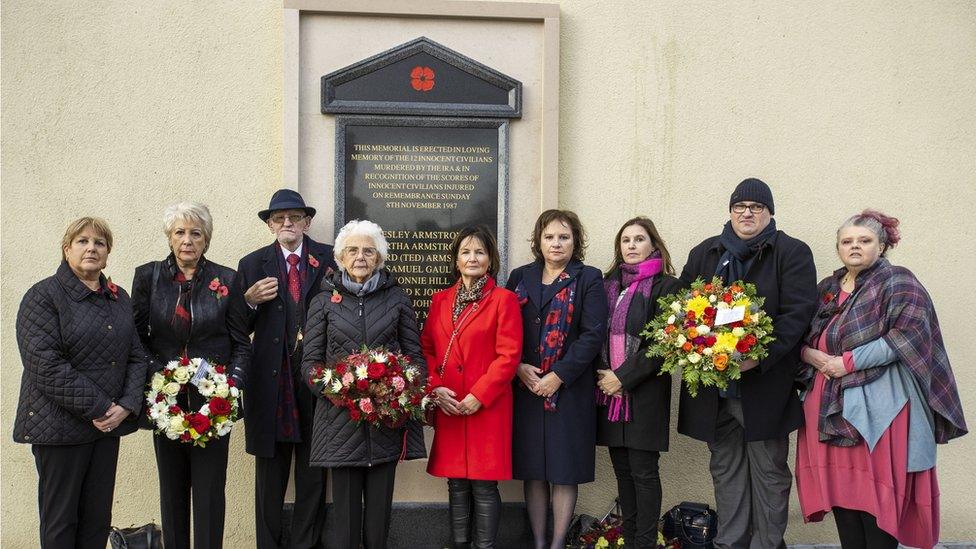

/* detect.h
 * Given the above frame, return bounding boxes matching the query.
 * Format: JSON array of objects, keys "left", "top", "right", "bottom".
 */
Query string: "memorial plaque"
[
  {"left": 324, "top": 37, "right": 521, "bottom": 325},
  {"left": 336, "top": 116, "right": 508, "bottom": 324}
]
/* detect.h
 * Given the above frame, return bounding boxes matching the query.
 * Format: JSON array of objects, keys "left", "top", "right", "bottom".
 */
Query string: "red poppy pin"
[
  {"left": 410, "top": 66, "right": 435, "bottom": 92},
  {"left": 210, "top": 277, "right": 229, "bottom": 300},
  {"left": 823, "top": 291, "right": 835, "bottom": 304},
  {"left": 106, "top": 278, "right": 119, "bottom": 300},
  {"left": 331, "top": 289, "right": 342, "bottom": 304},
  {"left": 308, "top": 254, "right": 320, "bottom": 268}
]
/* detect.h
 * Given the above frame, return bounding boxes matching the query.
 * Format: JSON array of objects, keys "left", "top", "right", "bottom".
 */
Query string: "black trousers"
[
  {"left": 32, "top": 437, "right": 120, "bottom": 549},
  {"left": 153, "top": 433, "right": 230, "bottom": 549},
  {"left": 255, "top": 375, "right": 327, "bottom": 549},
  {"left": 331, "top": 461, "right": 398, "bottom": 549},
  {"left": 832, "top": 507, "right": 898, "bottom": 549},
  {"left": 608, "top": 447, "right": 662, "bottom": 549}
]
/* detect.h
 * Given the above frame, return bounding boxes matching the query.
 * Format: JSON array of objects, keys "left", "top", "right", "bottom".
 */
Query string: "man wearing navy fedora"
[{"left": 233, "top": 189, "right": 336, "bottom": 548}]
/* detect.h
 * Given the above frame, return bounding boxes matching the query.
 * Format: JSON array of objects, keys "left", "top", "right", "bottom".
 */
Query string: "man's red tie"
[{"left": 287, "top": 254, "right": 301, "bottom": 303}]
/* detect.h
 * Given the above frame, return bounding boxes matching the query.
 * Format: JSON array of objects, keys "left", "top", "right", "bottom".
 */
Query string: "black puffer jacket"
[
  {"left": 131, "top": 255, "right": 250, "bottom": 381},
  {"left": 13, "top": 262, "right": 147, "bottom": 444},
  {"left": 300, "top": 269, "right": 427, "bottom": 467}
]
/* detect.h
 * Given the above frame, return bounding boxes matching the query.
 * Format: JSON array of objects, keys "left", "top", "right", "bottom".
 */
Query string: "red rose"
[
  {"left": 187, "top": 413, "right": 211, "bottom": 433},
  {"left": 390, "top": 399, "right": 400, "bottom": 409},
  {"left": 704, "top": 307, "right": 716, "bottom": 318},
  {"left": 169, "top": 405, "right": 182, "bottom": 414},
  {"left": 388, "top": 355, "right": 399, "bottom": 368},
  {"left": 215, "top": 365, "right": 226, "bottom": 374},
  {"left": 227, "top": 377, "right": 236, "bottom": 388},
  {"left": 356, "top": 379, "right": 369, "bottom": 391},
  {"left": 745, "top": 334, "right": 758, "bottom": 345},
  {"left": 723, "top": 293, "right": 733, "bottom": 304},
  {"left": 686, "top": 310, "right": 696, "bottom": 320},
  {"left": 209, "top": 397, "right": 232, "bottom": 416},
  {"left": 705, "top": 336, "right": 717, "bottom": 347},
  {"left": 335, "top": 363, "right": 347, "bottom": 375},
  {"left": 180, "top": 432, "right": 192, "bottom": 442},
  {"left": 155, "top": 393, "right": 165, "bottom": 403},
  {"left": 736, "top": 340, "right": 751, "bottom": 353},
  {"left": 349, "top": 409, "right": 362, "bottom": 421},
  {"left": 209, "top": 278, "right": 220, "bottom": 291},
  {"left": 367, "top": 362, "right": 386, "bottom": 380}
]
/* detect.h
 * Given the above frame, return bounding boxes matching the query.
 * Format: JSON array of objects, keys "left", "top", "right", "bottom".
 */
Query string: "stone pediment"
[{"left": 321, "top": 36, "right": 521, "bottom": 118}]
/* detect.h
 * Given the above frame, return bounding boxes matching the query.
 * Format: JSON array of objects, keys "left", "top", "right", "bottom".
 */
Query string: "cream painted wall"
[{"left": 2, "top": 1, "right": 974, "bottom": 546}]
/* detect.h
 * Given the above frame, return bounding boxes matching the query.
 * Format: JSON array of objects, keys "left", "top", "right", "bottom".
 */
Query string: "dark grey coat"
[
  {"left": 300, "top": 269, "right": 427, "bottom": 467},
  {"left": 13, "top": 261, "right": 147, "bottom": 445}
]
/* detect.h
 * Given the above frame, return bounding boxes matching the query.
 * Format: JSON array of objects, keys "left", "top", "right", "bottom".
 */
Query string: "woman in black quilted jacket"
[
  {"left": 301, "top": 219, "right": 427, "bottom": 549},
  {"left": 130, "top": 202, "right": 251, "bottom": 549},
  {"left": 14, "top": 217, "right": 147, "bottom": 549}
]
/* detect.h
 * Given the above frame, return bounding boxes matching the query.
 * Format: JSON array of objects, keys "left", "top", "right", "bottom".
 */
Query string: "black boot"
[
  {"left": 448, "top": 478, "right": 472, "bottom": 548},
  {"left": 470, "top": 480, "right": 500, "bottom": 549}
]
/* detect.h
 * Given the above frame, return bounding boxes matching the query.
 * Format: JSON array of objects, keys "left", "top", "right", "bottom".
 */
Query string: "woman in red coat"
[{"left": 422, "top": 226, "right": 523, "bottom": 549}]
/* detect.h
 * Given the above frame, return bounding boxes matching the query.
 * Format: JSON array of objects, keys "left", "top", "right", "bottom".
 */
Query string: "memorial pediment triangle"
[{"left": 321, "top": 36, "right": 522, "bottom": 118}]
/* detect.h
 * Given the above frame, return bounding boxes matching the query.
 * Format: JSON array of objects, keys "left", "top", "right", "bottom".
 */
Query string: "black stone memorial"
[{"left": 323, "top": 37, "right": 522, "bottom": 324}]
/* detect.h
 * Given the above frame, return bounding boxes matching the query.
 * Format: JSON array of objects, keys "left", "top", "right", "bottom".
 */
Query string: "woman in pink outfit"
[{"left": 795, "top": 210, "right": 966, "bottom": 549}]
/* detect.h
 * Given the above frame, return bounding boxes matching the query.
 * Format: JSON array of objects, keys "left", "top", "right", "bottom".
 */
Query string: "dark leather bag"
[
  {"left": 661, "top": 501, "right": 717, "bottom": 548},
  {"left": 108, "top": 523, "right": 162, "bottom": 549}
]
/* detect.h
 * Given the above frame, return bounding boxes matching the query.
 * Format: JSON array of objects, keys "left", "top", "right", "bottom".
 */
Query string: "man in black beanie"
[{"left": 676, "top": 178, "right": 817, "bottom": 548}]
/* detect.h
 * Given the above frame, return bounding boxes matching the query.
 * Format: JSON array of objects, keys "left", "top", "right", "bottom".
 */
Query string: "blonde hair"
[{"left": 61, "top": 217, "right": 114, "bottom": 259}]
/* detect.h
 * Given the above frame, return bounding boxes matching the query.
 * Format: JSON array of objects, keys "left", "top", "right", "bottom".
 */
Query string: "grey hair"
[
  {"left": 333, "top": 219, "right": 388, "bottom": 271},
  {"left": 163, "top": 201, "right": 213, "bottom": 253},
  {"left": 836, "top": 209, "right": 901, "bottom": 257}
]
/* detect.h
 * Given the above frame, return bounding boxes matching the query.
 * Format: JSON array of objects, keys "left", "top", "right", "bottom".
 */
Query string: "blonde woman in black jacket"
[{"left": 14, "top": 217, "right": 147, "bottom": 549}]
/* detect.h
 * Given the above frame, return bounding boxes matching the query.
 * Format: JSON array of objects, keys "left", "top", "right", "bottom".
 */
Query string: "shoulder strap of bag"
[{"left": 146, "top": 261, "right": 161, "bottom": 337}]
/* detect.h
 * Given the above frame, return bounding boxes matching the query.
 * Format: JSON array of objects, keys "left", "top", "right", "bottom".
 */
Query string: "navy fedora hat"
[{"left": 258, "top": 189, "right": 316, "bottom": 221}]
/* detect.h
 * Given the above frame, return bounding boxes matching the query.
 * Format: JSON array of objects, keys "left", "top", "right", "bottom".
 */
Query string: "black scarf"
[{"left": 715, "top": 218, "right": 777, "bottom": 283}]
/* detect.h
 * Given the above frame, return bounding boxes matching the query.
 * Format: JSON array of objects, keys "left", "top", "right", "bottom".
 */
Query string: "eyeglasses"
[
  {"left": 731, "top": 203, "right": 766, "bottom": 215},
  {"left": 270, "top": 214, "right": 308, "bottom": 225},
  {"left": 343, "top": 246, "right": 378, "bottom": 259}
]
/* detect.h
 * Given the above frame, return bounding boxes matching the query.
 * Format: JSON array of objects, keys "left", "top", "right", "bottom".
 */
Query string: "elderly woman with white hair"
[
  {"left": 131, "top": 201, "right": 250, "bottom": 549},
  {"left": 301, "top": 219, "right": 427, "bottom": 549}
]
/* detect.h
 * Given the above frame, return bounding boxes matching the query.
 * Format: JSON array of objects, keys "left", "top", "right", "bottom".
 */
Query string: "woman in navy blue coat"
[{"left": 506, "top": 210, "right": 608, "bottom": 549}]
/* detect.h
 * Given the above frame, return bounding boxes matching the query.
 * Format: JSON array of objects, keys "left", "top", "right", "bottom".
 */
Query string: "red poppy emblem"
[
  {"left": 410, "top": 66, "right": 435, "bottom": 92},
  {"left": 308, "top": 255, "right": 320, "bottom": 268}
]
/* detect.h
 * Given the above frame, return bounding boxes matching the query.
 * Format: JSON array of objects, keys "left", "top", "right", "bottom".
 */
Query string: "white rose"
[
  {"left": 678, "top": 358, "right": 688, "bottom": 366},
  {"left": 229, "top": 386, "right": 240, "bottom": 398},
  {"left": 716, "top": 302, "right": 730, "bottom": 310},
  {"left": 676, "top": 335, "right": 687, "bottom": 346},
  {"left": 216, "top": 420, "right": 234, "bottom": 437},
  {"left": 162, "top": 382, "right": 181, "bottom": 396},
  {"left": 215, "top": 384, "right": 229, "bottom": 398},
  {"left": 703, "top": 348, "right": 713, "bottom": 356},
  {"left": 688, "top": 353, "right": 702, "bottom": 364},
  {"left": 197, "top": 379, "right": 215, "bottom": 397},
  {"left": 150, "top": 375, "right": 165, "bottom": 391},
  {"left": 732, "top": 327, "right": 745, "bottom": 338},
  {"left": 670, "top": 301, "right": 682, "bottom": 313},
  {"left": 172, "top": 367, "right": 191, "bottom": 384},
  {"left": 696, "top": 325, "right": 711, "bottom": 336},
  {"left": 212, "top": 373, "right": 227, "bottom": 385},
  {"left": 355, "top": 365, "right": 368, "bottom": 380},
  {"left": 709, "top": 294, "right": 717, "bottom": 303},
  {"left": 667, "top": 315, "right": 676, "bottom": 325},
  {"left": 167, "top": 415, "right": 186, "bottom": 434}
]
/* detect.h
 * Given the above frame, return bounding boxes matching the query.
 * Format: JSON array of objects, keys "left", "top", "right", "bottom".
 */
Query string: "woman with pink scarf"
[{"left": 596, "top": 216, "right": 682, "bottom": 549}]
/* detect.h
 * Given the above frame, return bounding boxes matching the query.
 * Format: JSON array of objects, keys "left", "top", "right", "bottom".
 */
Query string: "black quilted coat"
[
  {"left": 13, "top": 262, "right": 148, "bottom": 444},
  {"left": 300, "top": 269, "right": 427, "bottom": 467},
  {"left": 131, "top": 255, "right": 250, "bottom": 381}
]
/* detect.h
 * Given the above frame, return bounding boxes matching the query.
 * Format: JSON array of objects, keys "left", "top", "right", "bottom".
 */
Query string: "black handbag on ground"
[
  {"left": 661, "top": 501, "right": 717, "bottom": 548},
  {"left": 108, "top": 523, "right": 162, "bottom": 549}
]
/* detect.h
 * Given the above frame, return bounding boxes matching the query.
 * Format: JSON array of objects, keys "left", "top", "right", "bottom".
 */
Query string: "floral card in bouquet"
[{"left": 643, "top": 277, "right": 775, "bottom": 397}]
